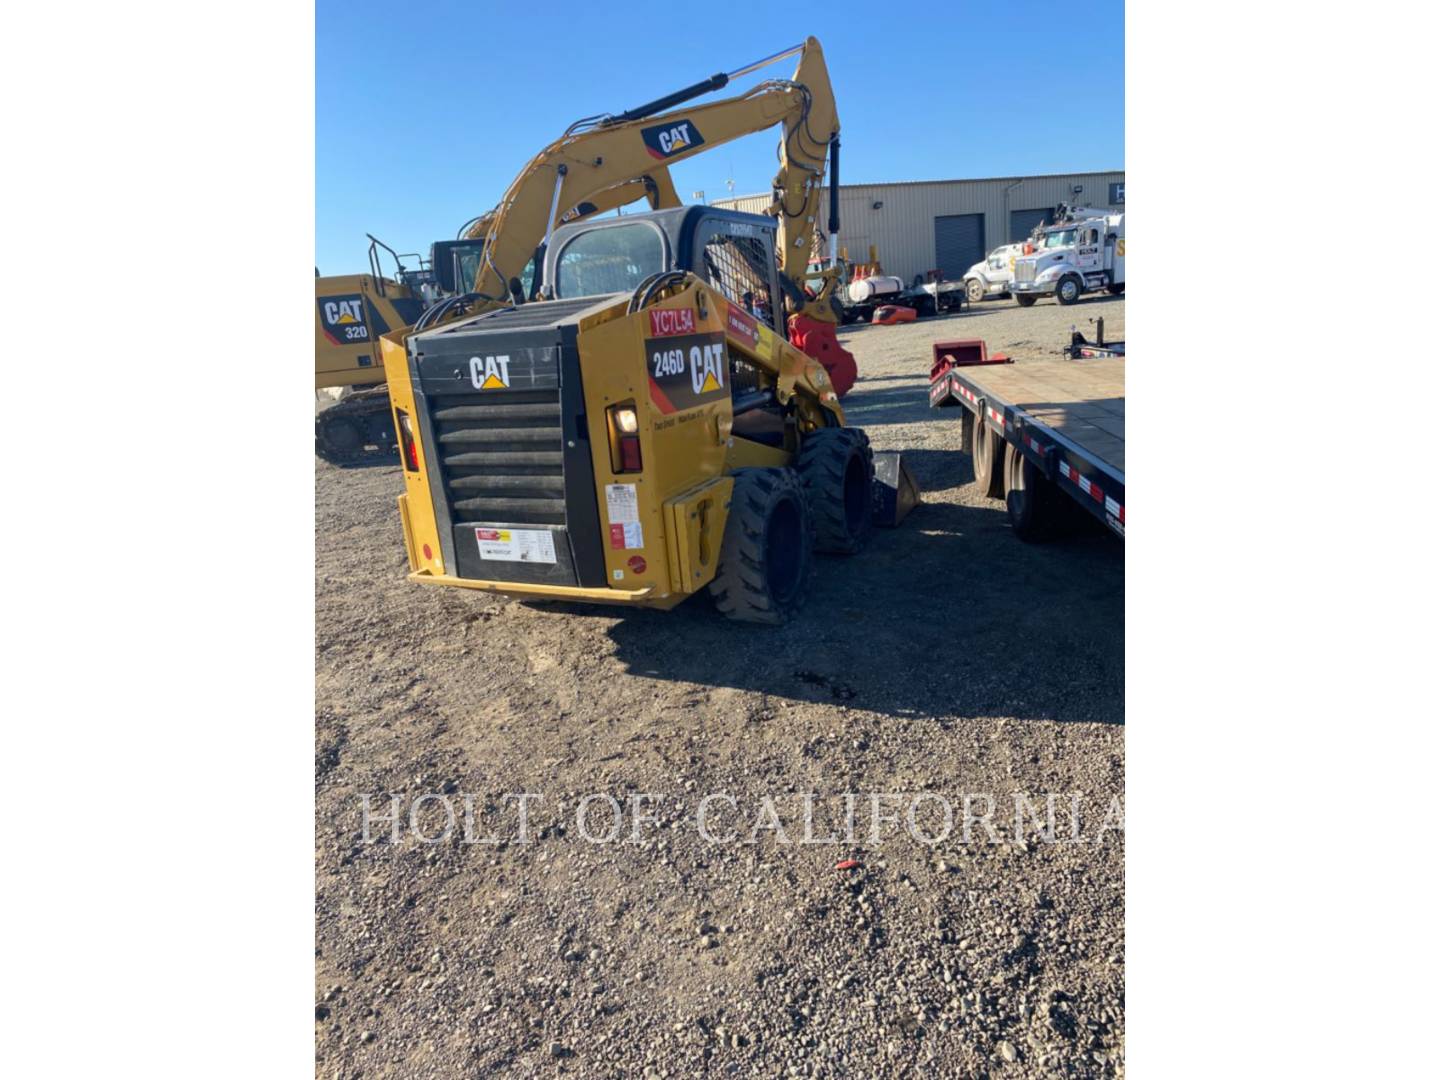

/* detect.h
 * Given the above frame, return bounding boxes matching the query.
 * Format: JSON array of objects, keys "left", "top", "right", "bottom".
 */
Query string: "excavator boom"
[{"left": 464, "top": 39, "right": 844, "bottom": 329}]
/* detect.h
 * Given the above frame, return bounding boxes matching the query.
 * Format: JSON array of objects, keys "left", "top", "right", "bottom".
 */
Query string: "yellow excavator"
[
  {"left": 382, "top": 37, "right": 906, "bottom": 623},
  {"left": 316, "top": 181, "right": 678, "bottom": 463}
]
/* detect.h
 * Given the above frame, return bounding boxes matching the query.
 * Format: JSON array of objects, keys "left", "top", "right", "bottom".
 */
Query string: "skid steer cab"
[{"left": 382, "top": 206, "right": 880, "bottom": 624}]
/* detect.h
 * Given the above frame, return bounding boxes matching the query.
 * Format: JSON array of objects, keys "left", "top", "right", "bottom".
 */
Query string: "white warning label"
[
  {"left": 474, "top": 527, "right": 557, "bottom": 564},
  {"left": 605, "top": 483, "right": 640, "bottom": 524}
]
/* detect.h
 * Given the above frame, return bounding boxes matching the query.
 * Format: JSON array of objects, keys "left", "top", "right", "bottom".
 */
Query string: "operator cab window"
[
  {"left": 696, "top": 219, "right": 780, "bottom": 331},
  {"left": 555, "top": 223, "right": 666, "bottom": 299}
]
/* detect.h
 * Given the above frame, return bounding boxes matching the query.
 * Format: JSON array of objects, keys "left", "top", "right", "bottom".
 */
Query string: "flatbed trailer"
[{"left": 929, "top": 341, "right": 1125, "bottom": 540}]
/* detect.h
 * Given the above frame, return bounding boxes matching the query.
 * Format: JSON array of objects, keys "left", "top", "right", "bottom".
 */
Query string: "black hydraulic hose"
[{"left": 627, "top": 271, "right": 689, "bottom": 315}]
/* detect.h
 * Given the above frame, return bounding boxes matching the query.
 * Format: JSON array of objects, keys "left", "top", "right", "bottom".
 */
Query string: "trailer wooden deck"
[
  {"left": 929, "top": 350, "right": 1126, "bottom": 536},
  {"left": 957, "top": 354, "right": 1125, "bottom": 474}
]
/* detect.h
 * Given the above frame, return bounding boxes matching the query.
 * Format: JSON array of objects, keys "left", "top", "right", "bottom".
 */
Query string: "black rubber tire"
[
  {"left": 1003, "top": 442, "right": 1064, "bottom": 542},
  {"left": 1055, "top": 276, "right": 1083, "bottom": 305},
  {"left": 1014, "top": 294, "right": 1038, "bottom": 308},
  {"left": 972, "top": 411, "right": 1005, "bottom": 499},
  {"left": 966, "top": 278, "right": 985, "bottom": 303},
  {"left": 957, "top": 408, "right": 975, "bottom": 454},
  {"left": 709, "top": 468, "right": 814, "bottom": 625},
  {"left": 796, "top": 427, "right": 875, "bottom": 555},
  {"left": 1107, "top": 283, "right": 1125, "bottom": 296}
]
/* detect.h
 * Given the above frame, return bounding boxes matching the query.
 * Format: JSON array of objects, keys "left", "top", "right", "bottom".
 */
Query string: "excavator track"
[{"left": 315, "top": 385, "right": 399, "bottom": 466}]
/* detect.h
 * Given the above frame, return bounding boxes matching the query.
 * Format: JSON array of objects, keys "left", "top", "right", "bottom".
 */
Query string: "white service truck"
[
  {"left": 1010, "top": 207, "right": 1125, "bottom": 306},
  {"left": 962, "top": 242, "right": 1027, "bottom": 302}
]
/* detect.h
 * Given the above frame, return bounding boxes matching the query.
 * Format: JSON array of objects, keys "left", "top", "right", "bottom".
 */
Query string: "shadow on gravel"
[
  {"left": 603, "top": 493, "right": 1124, "bottom": 726},
  {"left": 317, "top": 452, "right": 403, "bottom": 471},
  {"left": 841, "top": 385, "right": 954, "bottom": 428}
]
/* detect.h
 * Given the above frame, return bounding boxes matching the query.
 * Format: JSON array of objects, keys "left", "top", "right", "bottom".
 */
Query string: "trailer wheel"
[
  {"left": 1014, "top": 294, "right": 1038, "bottom": 308},
  {"left": 709, "top": 468, "right": 814, "bottom": 625},
  {"left": 972, "top": 411, "right": 1005, "bottom": 499},
  {"left": 1055, "top": 276, "right": 1083, "bottom": 305},
  {"left": 1003, "top": 442, "right": 1064, "bottom": 541},
  {"left": 796, "top": 427, "right": 874, "bottom": 555},
  {"left": 1107, "top": 283, "right": 1125, "bottom": 296},
  {"left": 966, "top": 278, "right": 985, "bottom": 303}
]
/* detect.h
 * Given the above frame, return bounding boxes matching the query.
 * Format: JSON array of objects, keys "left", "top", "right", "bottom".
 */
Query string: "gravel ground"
[{"left": 316, "top": 292, "right": 1125, "bottom": 1078}]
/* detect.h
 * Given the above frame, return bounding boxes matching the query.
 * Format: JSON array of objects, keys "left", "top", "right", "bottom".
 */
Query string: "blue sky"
[{"left": 316, "top": 0, "right": 1124, "bottom": 273}]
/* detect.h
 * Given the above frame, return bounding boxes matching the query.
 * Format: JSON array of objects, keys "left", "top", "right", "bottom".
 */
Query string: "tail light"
[
  {"left": 608, "top": 403, "right": 642, "bottom": 473},
  {"left": 396, "top": 408, "right": 420, "bottom": 472}
]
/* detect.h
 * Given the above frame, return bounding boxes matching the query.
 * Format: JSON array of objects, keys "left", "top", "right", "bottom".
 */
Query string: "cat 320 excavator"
[
  {"left": 383, "top": 37, "right": 913, "bottom": 623},
  {"left": 315, "top": 182, "right": 678, "bottom": 463}
]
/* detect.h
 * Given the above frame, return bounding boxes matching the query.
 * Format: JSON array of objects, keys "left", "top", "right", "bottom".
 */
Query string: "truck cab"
[
  {"left": 963, "top": 242, "right": 1026, "bottom": 303},
  {"left": 1010, "top": 210, "right": 1125, "bottom": 306}
]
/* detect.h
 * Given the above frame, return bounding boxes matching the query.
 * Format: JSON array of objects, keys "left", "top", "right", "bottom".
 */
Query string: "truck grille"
[
  {"left": 429, "top": 389, "right": 566, "bottom": 525},
  {"left": 1015, "top": 261, "right": 1036, "bottom": 284}
]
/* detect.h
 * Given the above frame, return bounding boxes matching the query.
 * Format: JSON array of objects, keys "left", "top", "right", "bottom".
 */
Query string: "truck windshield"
[
  {"left": 556, "top": 223, "right": 665, "bottom": 298},
  {"left": 1042, "top": 229, "right": 1077, "bottom": 249}
]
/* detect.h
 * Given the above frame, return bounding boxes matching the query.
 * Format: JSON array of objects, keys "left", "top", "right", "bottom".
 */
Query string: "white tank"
[{"left": 847, "top": 275, "right": 906, "bottom": 303}]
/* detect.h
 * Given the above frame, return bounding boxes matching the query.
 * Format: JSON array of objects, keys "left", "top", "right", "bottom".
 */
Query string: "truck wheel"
[
  {"left": 1055, "top": 276, "right": 1082, "bottom": 305},
  {"left": 709, "top": 468, "right": 814, "bottom": 625},
  {"left": 1004, "top": 443, "right": 1063, "bottom": 541},
  {"left": 1014, "top": 294, "right": 1038, "bottom": 308},
  {"left": 972, "top": 411, "right": 1005, "bottom": 499},
  {"left": 966, "top": 278, "right": 984, "bottom": 303},
  {"left": 1107, "top": 283, "right": 1125, "bottom": 296},
  {"left": 796, "top": 427, "right": 874, "bottom": 555}
]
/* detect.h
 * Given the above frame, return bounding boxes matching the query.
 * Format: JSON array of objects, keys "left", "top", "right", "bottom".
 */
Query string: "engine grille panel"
[
  {"left": 429, "top": 388, "right": 567, "bottom": 525},
  {"left": 1015, "top": 260, "right": 1036, "bottom": 284}
]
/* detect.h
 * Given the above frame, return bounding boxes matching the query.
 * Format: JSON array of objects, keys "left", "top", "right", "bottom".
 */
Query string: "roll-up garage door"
[{"left": 933, "top": 213, "right": 985, "bottom": 281}]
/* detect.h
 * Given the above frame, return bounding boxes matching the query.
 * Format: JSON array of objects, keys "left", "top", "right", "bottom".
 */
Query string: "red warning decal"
[
  {"left": 627, "top": 555, "right": 647, "bottom": 574},
  {"left": 726, "top": 303, "right": 759, "bottom": 349}
]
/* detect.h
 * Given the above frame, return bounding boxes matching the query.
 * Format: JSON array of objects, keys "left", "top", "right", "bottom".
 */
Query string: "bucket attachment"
[{"left": 871, "top": 450, "right": 920, "bottom": 527}]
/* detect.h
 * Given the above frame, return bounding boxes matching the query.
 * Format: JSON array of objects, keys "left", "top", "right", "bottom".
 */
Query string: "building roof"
[{"left": 716, "top": 169, "right": 1125, "bottom": 203}]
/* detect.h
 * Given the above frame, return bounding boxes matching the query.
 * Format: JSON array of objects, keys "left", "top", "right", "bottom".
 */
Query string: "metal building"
[{"left": 713, "top": 170, "right": 1125, "bottom": 286}]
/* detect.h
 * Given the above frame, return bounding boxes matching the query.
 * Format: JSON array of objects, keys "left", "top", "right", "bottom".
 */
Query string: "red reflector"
[
  {"left": 406, "top": 440, "right": 420, "bottom": 471},
  {"left": 618, "top": 435, "right": 642, "bottom": 472},
  {"left": 422, "top": 543, "right": 433, "bottom": 560}
]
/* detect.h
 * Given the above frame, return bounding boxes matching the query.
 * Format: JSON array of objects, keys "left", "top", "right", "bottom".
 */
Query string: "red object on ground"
[
  {"left": 872, "top": 305, "right": 917, "bottom": 325},
  {"left": 788, "top": 314, "right": 858, "bottom": 397},
  {"left": 835, "top": 859, "right": 861, "bottom": 871}
]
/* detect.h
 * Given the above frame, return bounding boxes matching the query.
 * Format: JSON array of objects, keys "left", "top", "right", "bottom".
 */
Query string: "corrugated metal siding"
[{"left": 714, "top": 171, "right": 1125, "bottom": 284}]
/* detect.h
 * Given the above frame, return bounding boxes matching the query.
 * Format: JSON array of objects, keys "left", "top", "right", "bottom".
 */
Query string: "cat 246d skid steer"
[{"left": 383, "top": 38, "right": 913, "bottom": 623}]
